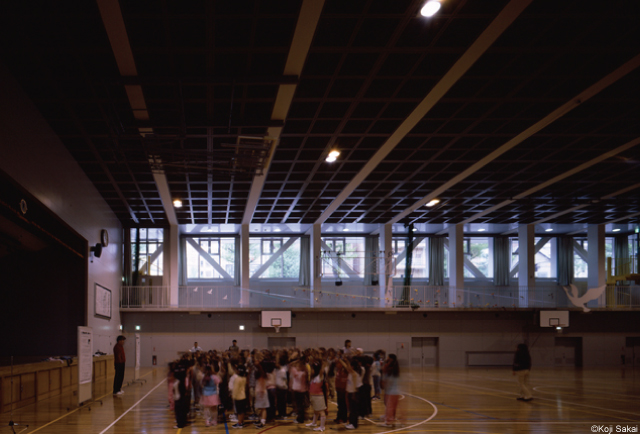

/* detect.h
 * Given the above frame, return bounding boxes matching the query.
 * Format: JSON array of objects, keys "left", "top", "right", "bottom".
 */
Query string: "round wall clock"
[{"left": 100, "top": 229, "right": 109, "bottom": 247}]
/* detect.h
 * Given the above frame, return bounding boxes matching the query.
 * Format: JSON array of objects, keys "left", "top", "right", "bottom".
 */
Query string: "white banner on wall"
[{"left": 77, "top": 326, "right": 93, "bottom": 405}]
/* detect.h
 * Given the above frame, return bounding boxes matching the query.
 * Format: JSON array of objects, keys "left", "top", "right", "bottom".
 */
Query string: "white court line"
[
  {"left": 461, "top": 372, "right": 640, "bottom": 399},
  {"left": 423, "top": 421, "right": 637, "bottom": 425},
  {"left": 532, "top": 386, "right": 640, "bottom": 400},
  {"left": 420, "top": 378, "right": 640, "bottom": 417},
  {"left": 373, "top": 393, "right": 437, "bottom": 434},
  {"left": 463, "top": 371, "right": 638, "bottom": 393},
  {"left": 331, "top": 393, "right": 437, "bottom": 434},
  {"left": 99, "top": 378, "right": 167, "bottom": 434}
]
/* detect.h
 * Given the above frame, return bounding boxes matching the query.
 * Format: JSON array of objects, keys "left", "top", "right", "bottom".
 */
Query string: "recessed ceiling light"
[
  {"left": 274, "top": 228, "right": 281, "bottom": 232},
  {"left": 420, "top": 0, "right": 441, "bottom": 17},
  {"left": 612, "top": 228, "right": 621, "bottom": 232},
  {"left": 477, "top": 228, "right": 486, "bottom": 232},
  {"left": 426, "top": 199, "right": 440, "bottom": 207},
  {"left": 326, "top": 150, "right": 340, "bottom": 162},
  {"left": 343, "top": 228, "right": 349, "bottom": 232},
  {"left": 173, "top": 199, "right": 183, "bottom": 208},
  {"left": 545, "top": 228, "right": 553, "bottom": 232},
  {"left": 135, "top": 325, "right": 141, "bottom": 330},
  {"left": 239, "top": 325, "right": 245, "bottom": 331}
]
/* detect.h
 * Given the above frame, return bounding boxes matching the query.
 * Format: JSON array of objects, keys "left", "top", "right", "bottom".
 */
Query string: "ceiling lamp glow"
[
  {"left": 173, "top": 199, "right": 183, "bottom": 208},
  {"left": 421, "top": 1, "right": 441, "bottom": 17},
  {"left": 326, "top": 150, "right": 340, "bottom": 162},
  {"left": 426, "top": 198, "right": 440, "bottom": 207},
  {"left": 545, "top": 228, "right": 553, "bottom": 232},
  {"left": 477, "top": 228, "right": 486, "bottom": 232},
  {"left": 612, "top": 228, "right": 621, "bottom": 232}
]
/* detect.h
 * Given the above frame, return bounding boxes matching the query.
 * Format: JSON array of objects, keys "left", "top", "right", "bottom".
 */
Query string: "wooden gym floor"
[{"left": 1, "top": 367, "right": 638, "bottom": 434}]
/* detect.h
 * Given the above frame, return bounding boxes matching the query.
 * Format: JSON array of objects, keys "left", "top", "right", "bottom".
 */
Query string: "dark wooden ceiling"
[{"left": 1, "top": 0, "right": 639, "bottom": 229}]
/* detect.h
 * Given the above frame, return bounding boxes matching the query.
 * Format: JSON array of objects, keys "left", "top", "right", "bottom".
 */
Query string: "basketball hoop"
[{"left": 271, "top": 318, "right": 282, "bottom": 333}]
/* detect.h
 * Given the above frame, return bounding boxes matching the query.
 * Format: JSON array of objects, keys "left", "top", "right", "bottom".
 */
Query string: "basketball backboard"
[{"left": 540, "top": 311, "right": 569, "bottom": 327}]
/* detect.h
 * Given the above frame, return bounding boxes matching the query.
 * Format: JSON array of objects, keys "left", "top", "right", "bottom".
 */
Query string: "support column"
[
  {"left": 164, "top": 225, "right": 180, "bottom": 307},
  {"left": 487, "top": 237, "right": 494, "bottom": 279},
  {"left": 549, "top": 237, "right": 558, "bottom": 278},
  {"left": 378, "top": 224, "right": 393, "bottom": 307},
  {"left": 587, "top": 224, "right": 605, "bottom": 308},
  {"left": 309, "top": 224, "right": 322, "bottom": 307},
  {"left": 518, "top": 225, "right": 535, "bottom": 307},
  {"left": 448, "top": 224, "right": 464, "bottom": 307},
  {"left": 240, "top": 224, "right": 250, "bottom": 307}
]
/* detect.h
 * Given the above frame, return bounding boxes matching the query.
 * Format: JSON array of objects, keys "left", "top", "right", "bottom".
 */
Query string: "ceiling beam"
[
  {"left": 603, "top": 211, "right": 640, "bottom": 225},
  {"left": 498, "top": 183, "right": 640, "bottom": 235},
  {"left": 96, "top": 0, "right": 150, "bottom": 124},
  {"left": 389, "top": 52, "right": 640, "bottom": 227},
  {"left": 149, "top": 160, "right": 179, "bottom": 226},
  {"left": 242, "top": 0, "right": 325, "bottom": 225},
  {"left": 314, "top": 0, "right": 534, "bottom": 227},
  {"left": 531, "top": 182, "right": 640, "bottom": 227},
  {"left": 97, "top": 0, "right": 175, "bottom": 225},
  {"left": 457, "top": 137, "right": 640, "bottom": 225}
]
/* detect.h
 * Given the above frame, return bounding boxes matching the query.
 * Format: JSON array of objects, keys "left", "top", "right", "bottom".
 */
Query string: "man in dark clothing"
[
  {"left": 512, "top": 343, "right": 532, "bottom": 401},
  {"left": 113, "top": 335, "right": 126, "bottom": 396}
]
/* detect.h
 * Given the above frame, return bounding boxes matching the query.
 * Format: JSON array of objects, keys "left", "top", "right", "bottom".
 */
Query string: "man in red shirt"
[{"left": 113, "top": 335, "right": 126, "bottom": 396}]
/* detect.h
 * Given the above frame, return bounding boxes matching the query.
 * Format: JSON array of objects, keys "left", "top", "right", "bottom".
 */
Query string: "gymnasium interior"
[{"left": 0, "top": 0, "right": 639, "bottom": 433}]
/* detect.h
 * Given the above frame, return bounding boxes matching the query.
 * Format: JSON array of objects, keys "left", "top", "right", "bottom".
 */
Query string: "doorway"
[
  {"left": 395, "top": 341, "right": 410, "bottom": 367},
  {"left": 554, "top": 337, "right": 583, "bottom": 367},
  {"left": 411, "top": 337, "right": 439, "bottom": 368},
  {"left": 268, "top": 337, "right": 296, "bottom": 350},
  {"left": 626, "top": 337, "right": 640, "bottom": 367}
]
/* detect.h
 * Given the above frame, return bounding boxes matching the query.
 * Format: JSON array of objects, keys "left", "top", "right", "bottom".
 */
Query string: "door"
[
  {"left": 626, "top": 337, "right": 640, "bottom": 366},
  {"left": 411, "top": 337, "right": 438, "bottom": 368},
  {"left": 395, "top": 341, "right": 410, "bottom": 368},
  {"left": 268, "top": 337, "right": 296, "bottom": 350},
  {"left": 554, "top": 337, "right": 582, "bottom": 367}
]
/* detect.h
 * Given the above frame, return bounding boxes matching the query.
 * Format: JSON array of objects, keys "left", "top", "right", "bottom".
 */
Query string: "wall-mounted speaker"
[{"left": 90, "top": 243, "right": 102, "bottom": 258}]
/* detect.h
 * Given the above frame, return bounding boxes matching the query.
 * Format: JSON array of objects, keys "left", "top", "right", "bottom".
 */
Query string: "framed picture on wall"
[{"left": 95, "top": 283, "right": 112, "bottom": 319}]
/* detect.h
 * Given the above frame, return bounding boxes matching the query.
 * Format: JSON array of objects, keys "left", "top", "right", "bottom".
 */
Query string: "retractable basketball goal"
[{"left": 260, "top": 311, "right": 292, "bottom": 333}]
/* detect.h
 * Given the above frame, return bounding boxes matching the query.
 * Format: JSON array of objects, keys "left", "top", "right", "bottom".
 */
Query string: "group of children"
[{"left": 166, "top": 342, "right": 402, "bottom": 430}]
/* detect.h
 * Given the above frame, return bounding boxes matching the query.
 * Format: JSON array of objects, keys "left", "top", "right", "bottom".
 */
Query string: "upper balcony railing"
[
  {"left": 606, "top": 255, "right": 639, "bottom": 284},
  {"left": 119, "top": 284, "right": 640, "bottom": 310}
]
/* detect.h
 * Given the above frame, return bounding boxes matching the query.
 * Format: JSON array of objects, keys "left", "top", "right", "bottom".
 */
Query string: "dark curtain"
[
  {"left": 493, "top": 236, "right": 510, "bottom": 286},
  {"left": 429, "top": 237, "right": 445, "bottom": 286},
  {"left": 557, "top": 236, "right": 574, "bottom": 286},
  {"left": 299, "top": 236, "right": 310, "bottom": 286}
]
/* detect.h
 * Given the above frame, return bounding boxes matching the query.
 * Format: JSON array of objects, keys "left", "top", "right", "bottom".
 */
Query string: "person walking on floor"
[
  {"left": 231, "top": 365, "right": 248, "bottom": 428},
  {"left": 513, "top": 343, "right": 533, "bottom": 402},
  {"left": 306, "top": 361, "right": 328, "bottom": 432},
  {"left": 380, "top": 354, "right": 400, "bottom": 427},
  {"left": 201, "top": 363, "right": 221, "bottom": 427},
  {"left": 339, "top": 356, "right": 363, "bottom": 430},
  {"left": 173, "top": 361, "right": 191, "bottom": 429},
  {"left": 113, "top": 335, "right": 126, "bottom": 396}
]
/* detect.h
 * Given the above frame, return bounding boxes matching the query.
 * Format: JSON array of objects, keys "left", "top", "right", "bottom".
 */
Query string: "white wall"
[
  {"left": 121, "top": 310, "right": 640, "bottom": 368},
  {"left": 0, "top": 63, "right": 123, "bottom": 354}
]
